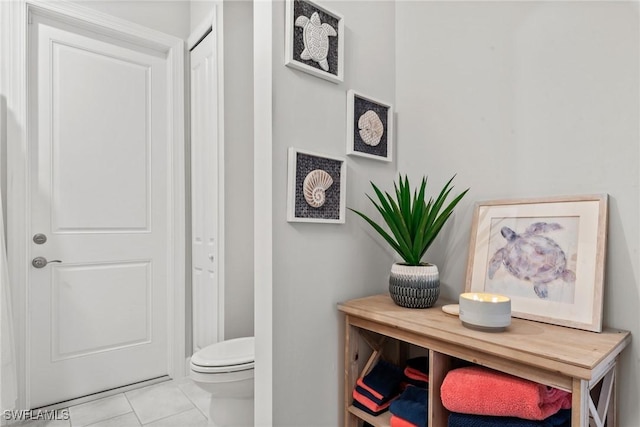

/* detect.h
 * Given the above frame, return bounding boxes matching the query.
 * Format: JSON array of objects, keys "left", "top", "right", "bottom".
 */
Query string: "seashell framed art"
[
  {"left": 287, "top": 148, "right": 346, "bottom": 223},
  {"left": 346, "top": 90, "right": 394, "bottom": 162},
  {"left": 284, "top": 0, "right": 344, "bottom": 84}
]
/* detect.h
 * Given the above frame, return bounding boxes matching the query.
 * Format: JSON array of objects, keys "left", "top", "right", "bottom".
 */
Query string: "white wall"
[
  {"left": 220, "top": 0, "right": 255, "bottom": 339},
  {"left": 271, "top": 1, "right": 396, "bottom": 425},
  {"left": 71, "top": 0, "right": 191, "bottom": 39},
  {"left": 190, "top": 0, "right": 215, "bottom": 32},
  {"left": 396, "top": 1, "right": 639, "bottom": 425},
  {"left": 190, "top": 0, "right": 255, "bottom": 340}
]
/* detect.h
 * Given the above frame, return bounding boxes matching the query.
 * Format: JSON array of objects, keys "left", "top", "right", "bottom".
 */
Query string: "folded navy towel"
[
  {"left": 362, "top": 360, "right": 404, "bottom": 399},
  {"left": 403, "top": 370, "right": 427, "bottom": 388},
  {"left": 404, "top": 378, "right": 428, "bottom": 389},
  {"left": 355, "top": 385, "right": 392, "bottom": 405},
  {"left": 352, "top": 398, "right": 390, "bottom": 416},
  {"left": 403, "top": 357, "right": 429, "bottom": 387},
  {"left": 448, "top": 409, "right": 572, "bottom": 427},
  {"left": 405, "top": 357, "right": 429, "bottom": 374},
  {"left": 389, "top": 385, "right": 428, "bottom": 427}
]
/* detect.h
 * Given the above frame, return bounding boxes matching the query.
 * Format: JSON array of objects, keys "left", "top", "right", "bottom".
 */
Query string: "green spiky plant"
[{"left": 349, "top": 175, "right": 469, "bottom": 266}]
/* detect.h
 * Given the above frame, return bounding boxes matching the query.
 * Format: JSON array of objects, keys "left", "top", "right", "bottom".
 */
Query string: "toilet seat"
[
  {"left": 191, "top": 336, "right": 254, "bottom": 374},
  {"left": 191, "top": 361, "right": 254, "bottom": 374}
]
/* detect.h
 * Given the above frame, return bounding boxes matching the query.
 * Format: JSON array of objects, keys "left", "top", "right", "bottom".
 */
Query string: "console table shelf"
[
  {"left": 348, "top": 405, "right": 391, "bottom": 427},
  {"left": 338, "top": 294, "right": 631, "bottom": 427}
]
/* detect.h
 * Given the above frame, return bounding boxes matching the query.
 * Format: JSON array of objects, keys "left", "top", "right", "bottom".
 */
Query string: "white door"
[
  {"left": 190, "top": 31, "right": 220, "bottom": 352},
  {"left": 29, "top": 12, "right": 171, "bottom": 407}
]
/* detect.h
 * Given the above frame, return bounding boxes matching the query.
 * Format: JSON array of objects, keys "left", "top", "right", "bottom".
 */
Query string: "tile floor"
[{"left": 15, "top": 378, "right": 210, "bottom": 427}]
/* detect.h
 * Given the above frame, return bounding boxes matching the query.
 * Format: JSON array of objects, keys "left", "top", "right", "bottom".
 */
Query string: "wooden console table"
[{"left": 338, "top": 294, "right": 631, "bottom": 427}]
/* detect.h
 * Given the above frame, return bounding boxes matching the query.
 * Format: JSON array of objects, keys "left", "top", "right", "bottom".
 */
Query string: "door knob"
[{"left": 32, "top": 257, "right": 62, "bottom": 268}]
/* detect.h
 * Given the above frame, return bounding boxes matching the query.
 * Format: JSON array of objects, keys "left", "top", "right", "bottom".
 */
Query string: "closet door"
[{"left": 190, "top": 30, "right": 220, "bottom": 351}]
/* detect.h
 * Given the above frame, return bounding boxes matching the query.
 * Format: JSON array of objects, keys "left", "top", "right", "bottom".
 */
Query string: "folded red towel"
[
  {"left": 390, "top": 415, "right": 418, "bottom": 427},
  {"left": 441, "top": 366, "right": 571, "bottom": 420},
  {"left": 352, "top": 388, "right": 393, "bottom": 413},
  {"left": 357, "top": 377, "right": 384, "bottom": 401},
  {"left": 404, "top": 367, "right": 429, "bottom": 382}
]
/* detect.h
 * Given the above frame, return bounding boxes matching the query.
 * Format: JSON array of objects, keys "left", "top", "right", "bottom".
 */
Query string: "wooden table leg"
[
  {"left": 344, "top": 316, "right": 359, "bottom": 427},
  {"left": 607, "top": 363, "right": 618, "bottom": 426},
  {"left": 590, "top": 364, "right": 616, "bottom": 427},
  {"left": 573, "top": 378, "right": 589, "bottom": 427},
  {"left": 429, "top": 350, "right": 452, "bottom": 427}
]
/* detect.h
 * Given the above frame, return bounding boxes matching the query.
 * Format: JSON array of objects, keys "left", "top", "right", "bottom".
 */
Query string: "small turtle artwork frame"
[
  {"left": 286, "top": 147, "right": 347, "bottom": 223},
  {"left": 346, "top": 90, "right": 394, "bottom": 162},
  {"left": 284, "top": 0, "right": 344, "bottom": 83},
  {"left": 464, "top": 195, "right": 608, "bottom": 332}
]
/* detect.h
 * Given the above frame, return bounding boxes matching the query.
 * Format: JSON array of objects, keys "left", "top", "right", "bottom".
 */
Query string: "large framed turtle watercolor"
[
  {"left": 464, "top": 195, "right": 608, "bottom": 332},
  {"left": 285, "top": 0, "right": 344, "bottom": 83}
]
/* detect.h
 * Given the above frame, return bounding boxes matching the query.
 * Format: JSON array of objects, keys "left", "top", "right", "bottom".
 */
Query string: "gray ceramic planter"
[{"left": 389, "top": 263, "right": 440, "bottom": 308}]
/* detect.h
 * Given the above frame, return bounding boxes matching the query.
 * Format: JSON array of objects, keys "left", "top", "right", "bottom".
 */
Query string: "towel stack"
[
  {"left": 403, "top": 356, "right": 429, "bottom": 388},
  {"left": 447, "top": 410, "right": 572, "bottom": 427},
  {"left": 352, "top": 360, "right": 404, "bottom": 416},
  {"left": 387, "top": 357, "right": 429, "bottom": 427},
  {"left": 390, "top": 385, "right": 427, "bottom": 427},
  {"left": 441, "top": 366, "right": 572, "bottom": 427}
]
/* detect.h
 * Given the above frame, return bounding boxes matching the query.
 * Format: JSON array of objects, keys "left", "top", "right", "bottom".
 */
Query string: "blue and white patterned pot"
[{"left": 389, "top": 263, "right": 440, "bottom": 308}]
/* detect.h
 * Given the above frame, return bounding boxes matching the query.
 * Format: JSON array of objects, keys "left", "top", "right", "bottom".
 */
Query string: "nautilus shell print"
[
  {"left": 358, "top": 110, "right": 384, "bottom": 146},
  {"left": 303, "top": 169, "right": 333, "bottom": 208}
]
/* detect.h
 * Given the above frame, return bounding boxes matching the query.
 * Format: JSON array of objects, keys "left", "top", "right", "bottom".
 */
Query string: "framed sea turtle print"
[
  {"left": 285, "top": 0, "right": 344, "bottom": 83},
  {"left": 286, "top": 147, "right": 346, "bottom": 223},
  {"left": 464, "top": 195, "right": 608, "bottom": 332},
  {"left": 346, "top": 90, "right": 393, "bottom": 162}
]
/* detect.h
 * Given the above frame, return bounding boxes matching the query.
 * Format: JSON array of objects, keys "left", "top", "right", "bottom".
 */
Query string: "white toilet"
[{"left": 190, "top": 337, "right": 255, "bottom": 427}]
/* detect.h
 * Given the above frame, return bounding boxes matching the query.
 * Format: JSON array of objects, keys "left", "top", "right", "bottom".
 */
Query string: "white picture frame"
[
  {"left": 346, "top": 90, "right": 393, "bottom": 162},
  {"left": 284, "top": 0, "right": 344, "bottom": 84},
  {"left": 287, "top": 148, "right": 346, "bottom": 223},
  {"left": 465, "top": 194, "right": 608, "bottom": 332}
]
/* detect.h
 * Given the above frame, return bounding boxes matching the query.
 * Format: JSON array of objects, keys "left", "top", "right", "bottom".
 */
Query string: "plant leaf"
[
  {"left": 410, "top": 177, "right": 427, "bottom": 236},
  {"left": 399, "top": 175, "right": 412, "bottom": 233},
  {"left": 384, "top": 190, "right": 412, "bottom": 254},
  {"left": 368, "top": 185, "right": 414, "bottom": 260}
]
